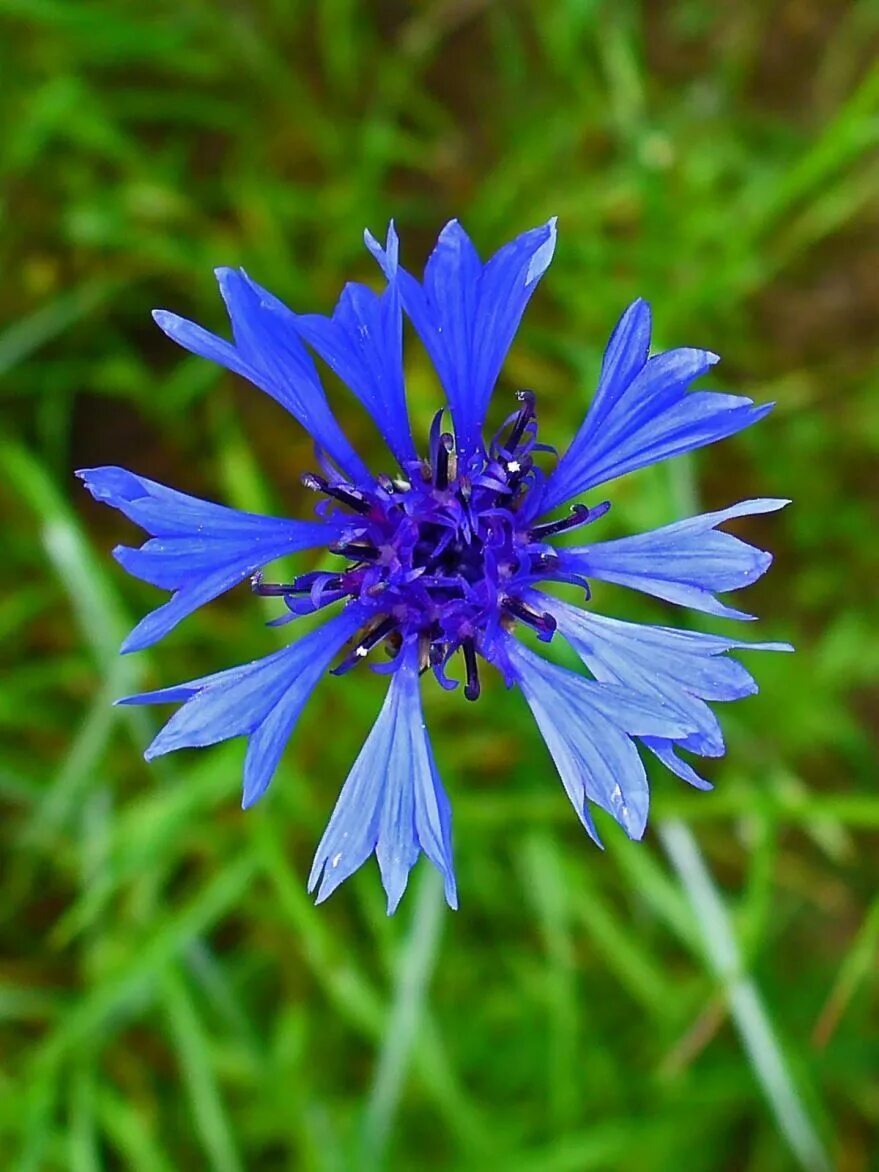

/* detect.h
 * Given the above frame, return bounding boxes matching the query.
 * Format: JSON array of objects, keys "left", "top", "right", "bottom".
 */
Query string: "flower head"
[{"left": 79, "top": 218, "right": 790, "bottom": 913}]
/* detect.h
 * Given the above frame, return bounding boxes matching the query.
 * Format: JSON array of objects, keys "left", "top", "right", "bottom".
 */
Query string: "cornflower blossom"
[{"left": 79, "top": 219, "right": 790, "bottom": 913}]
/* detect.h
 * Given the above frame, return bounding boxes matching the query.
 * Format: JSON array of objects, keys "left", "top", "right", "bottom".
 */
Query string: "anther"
[
  {"left": 301, "top": 472, "right": 371, "bottom": 515},
  {"left": 251, "top": 571, "right": 302, "bottom": 597},
  {"left": 329, "top": 541, "right": 380, "bottom": 562},
  {"left": 501, "top": 597, "right": 557, "bottom": 642},
  {"left": 528, "top": 501, "right": 609, "bottom": 540},
  {"left": 331, "top": 616, "right": 399, "bottom": 675},
  {"left": 252, "top": 570, "right": 344, "bottom": 597},
  {"left": 505, "top": 389, "right": 537, "bottom": 451},
  {"left": 435, "top": 433, "right": 455, "bottom": 490},
  {"left": 251, "top": 571, "right": 294, "bottom": 596},
  {"left": 462, "top": 639, "right": 481, "bottom": 701}
]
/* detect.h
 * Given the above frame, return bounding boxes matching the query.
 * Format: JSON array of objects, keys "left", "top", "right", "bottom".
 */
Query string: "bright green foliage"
[{"left": 1, "top": 3, "right": 878, "bottom": 1169}]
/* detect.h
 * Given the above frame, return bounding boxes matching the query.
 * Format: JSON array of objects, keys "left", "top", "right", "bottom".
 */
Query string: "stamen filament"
[{"left": 462, "top": 639, "right": 481, "bottom": 701}]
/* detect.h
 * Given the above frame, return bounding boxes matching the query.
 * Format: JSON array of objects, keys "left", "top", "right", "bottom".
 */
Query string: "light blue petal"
[
  {"left": 541, "top": 302, "right": 771, "bottom": 510},
  {"left": 123, "top": 606, "right": 366, "bottom": 806},
  {"left": 308, "top": 644, "right": 457, "bottom": 914},
  {"left": 77, "top": 466, "right": 342, "bottom": 652},
  {"left": 642, "top": 738, "right": 714, "bottom": 790},
  {"left": 505, "top": 636, "right": 695, "bottom": 842},
  {"left": 368, "top": 218, "right": 557, "bottom": 460},
  {"left": 292, "top": 223, "right": 415, "bottom": 466},
  {"left": 554, "top": 499, "right": 790, "bottom": 620},
  {"left": 531, "top": 591, "right": 792, "bottom": 766},
  {"left": 153, "top": 269, "right": 370, "bottom": 482}
]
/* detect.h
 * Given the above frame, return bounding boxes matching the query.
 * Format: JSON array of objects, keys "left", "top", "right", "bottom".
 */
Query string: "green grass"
[{"left": 2, "top": 2, "right": 878, "bottom": 1169}]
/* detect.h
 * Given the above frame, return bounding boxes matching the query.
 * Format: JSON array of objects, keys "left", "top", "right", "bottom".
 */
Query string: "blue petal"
[
  {"left": 308, "top": 644, "right": 457, "bottom": 914},
  {"left": 77, "top": 466, "right": 343, "bottom": 652},
  {"left": 292, "top": 224, "right": 415, "bottom": 466},
  {"left": 153, "top": 270, "right": 370, "bottom": 483},
  {"left": 120, "top": 606, "right": 366, "bottom": 808},
  {"left": 505, "top": 635, "right": 695, "bottom": 842},
  {"left": 368, "top": 218, "right": 557, "bottom": 461},
  {"left": 531, "top": 590, "right": 792, "bottom": 775},
  {"left": 554, "top": 499, "right": 790, "bottom": 620},
  {"left": 541, "top": 301, "right": 771, "bottom": 511},
  {"left": 641, "top": 738, "right": 714, "bottom": 791}
]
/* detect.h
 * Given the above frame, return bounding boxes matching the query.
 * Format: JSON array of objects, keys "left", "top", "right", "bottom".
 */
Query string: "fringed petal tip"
[
  {"left": 540, "top": 297, "right": 773, "bottom": 507},
  {"left": 240, "top": 786, "right": 263, "bottom": 812},
  {"left": 76, "top": 465, "right": 139, "bottom": 504},
  {"left": 504, "top": 637, "right": 694, "bottom": 842},
  {"left": 375, "top": 216, "right": 558, "bottom": 460},
  {"left": 120, "top": 628, "right": 149, "bottom": 655},
  {"left": 153, "top": 279, "right": 369, "bottom": 482},
  {"left": 306, "top": 645, "right": 457, "bottom": 915},
  {"left": 150, "top": 308, "right": 174, "bottom": 330},
  {"left": 308, "top": 857, "right": 459, "bottom": 916},
  {"left": 364, "top": 220, "right": 399, "bottom": 274},
  {"left": 555, "top": 498, "right": 790, "bottom": 621},
  {"left": 645, "top": 739, "right": 715, "bottom": 791},
  {"left": 80, "top": 465, "right": 341, "bottom": 651}
]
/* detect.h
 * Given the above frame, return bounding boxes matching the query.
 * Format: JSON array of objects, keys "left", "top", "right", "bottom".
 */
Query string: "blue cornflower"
[{"left": 78, "top": 219, "right": 790, "bottom": 913}]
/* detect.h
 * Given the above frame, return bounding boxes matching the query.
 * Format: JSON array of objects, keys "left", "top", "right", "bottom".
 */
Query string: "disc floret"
[{"left": 253, "top": 391, "right": 605, "bottom": 696}]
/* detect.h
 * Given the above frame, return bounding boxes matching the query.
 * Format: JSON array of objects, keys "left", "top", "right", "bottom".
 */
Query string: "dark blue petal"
[
  {"left": 153, "top": 270, "right": 370, "bottom": 483},
  {"left": 585, "top": 298, "right": 653, "bottom": 434},
  {"left": 308, "top": 643, "right": 457, "bottom": 914},
  {"left": 555, "top": 499, "right": 790, "bottom": 620},
  {"left": 505, "top": 636, "right": 695, "bottom": 842},
  {"left": 368, "top": 218, "right": 557, "bottom": 461},
  {"left": 541, "top": 302, "right": 771, "bottom": 510},
  {"left": 292, "top": 223, "right": 415, "bottom": 466},
  {"left": 77, "top": 466, "right": 342, "bottom": 652},
  {"left": 121, "top": 606, "right": 366, "bottom": 808}
]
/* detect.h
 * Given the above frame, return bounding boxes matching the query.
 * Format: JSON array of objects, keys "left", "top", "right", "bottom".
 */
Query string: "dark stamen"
[
  {"left": 435, "top": 433, "right": 455, "bottom": 490},
  {"left": 251, "top": 571, "right": 295, "bottom": 597},
  {"left": 331, "top": 616, "right": 398, "bottom": 676},
  {"left": 419, "top": 576, "right": 467, "bottom": 593},
  {"left": 301, "top": 472, "right": 371, "bottom": 515},
  {"left": 502, "top": 597, "right": 557, "bottom": 642},
  {"left": 251, "top": 570, "right": 344, "bottom": 597},
  {"left": 462, "top": 638, "right": 481, "bottom": 701},
  {"left": 505, "top": 389, "right": 537, "bottom": 452},
  {"left": 329, "top": 541, "right": 380, "bottom": 561},
  {"left": 428, "top": 408, "right": 445, "bottom": 467},
  {"left": 529, "top": 502, "right": 608, "bottom": 540}
]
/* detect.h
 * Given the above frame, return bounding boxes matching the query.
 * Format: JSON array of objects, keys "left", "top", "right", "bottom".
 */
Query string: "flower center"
[{"left": 253, "top": 393, "right": 605, "bottom": 697}]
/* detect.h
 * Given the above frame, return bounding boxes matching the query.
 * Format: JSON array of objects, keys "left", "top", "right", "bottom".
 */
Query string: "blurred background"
[{"left": 2, "top": 2, "right": 878, "bottom": 1169}]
